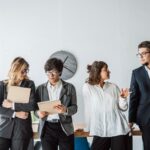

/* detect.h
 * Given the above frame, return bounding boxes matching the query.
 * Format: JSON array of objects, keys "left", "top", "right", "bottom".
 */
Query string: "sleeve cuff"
[
  {"left": 12, "top": 103, "right": 15, "bottom": 110},
  {"left": 63, "top": 108, "right": 68, "bottom": 115},
  {"left": 119, "top": 97, "right": 128, "bottom": 110},
  {"left": 12, "top": 112, "right": 16, "bottom": 118}
]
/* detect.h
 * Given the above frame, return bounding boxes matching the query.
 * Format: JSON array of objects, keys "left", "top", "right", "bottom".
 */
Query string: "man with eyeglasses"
[
  {"left": 129, "top": 41, "right": 150, "bottom": 150},
  {"left": 35, "top": 57, "right": 77, "bottom": 150}
]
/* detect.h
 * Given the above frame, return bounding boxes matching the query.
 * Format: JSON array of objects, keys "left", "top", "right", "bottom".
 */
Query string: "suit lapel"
[
  {"left": 59, "top": 80, "right": 67, "bottom": 101},
  {"left": 43, "top": 82, "right": 50, "bottom": 101},
  {"left": 20, "top": 80, "right": 26, "bottom": 87},
  {"left": 59, "top": 88, "right": 67, "bottom": 100},
  {"left": 142, "top": 66, "right": 150, "bottom": 80},
  {"left": 140, "top": 66, "right": 150, "bottom": 89}
]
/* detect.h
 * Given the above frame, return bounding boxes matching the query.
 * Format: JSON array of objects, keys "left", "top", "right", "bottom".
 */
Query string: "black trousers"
[
  {"left": 140, "top": 125, "right": 150, "bottom": 150},
  {"left": 0, "top": 137, "right": 10, "bottom": 150},
  {"left": 91, "top": 134, "right": 132, "bottom": 150},
  {"left": 41, "top": 121, "right": 74, "bottom": 150},
  {"left": 0, "top": 136, "right": 32, "bottom": 150}
]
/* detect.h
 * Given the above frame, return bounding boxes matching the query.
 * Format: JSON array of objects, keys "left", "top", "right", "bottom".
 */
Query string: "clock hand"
[
  {"left": 63, "top": 56, "right": 69, "bottom": 64},
  {"left": 64, "top": 65, "right": 75, "bottom": 73}
]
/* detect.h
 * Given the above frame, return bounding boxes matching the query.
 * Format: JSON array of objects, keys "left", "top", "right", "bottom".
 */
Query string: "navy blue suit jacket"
[{"left": 129, "top": 66, "right": 150, "bottom": 126}]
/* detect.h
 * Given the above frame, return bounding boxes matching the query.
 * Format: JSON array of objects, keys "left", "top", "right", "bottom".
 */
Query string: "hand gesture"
[{"left": 120, "top": 88, "right": 129, "bottom": 98}]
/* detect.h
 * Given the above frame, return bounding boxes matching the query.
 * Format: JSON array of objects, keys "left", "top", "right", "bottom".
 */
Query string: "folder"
[
  {"left": 37, "top": 100, "right": 61, "bottom": 114},
  {"left": 7, "top": 86, "right": 31, "bottom": 103}
]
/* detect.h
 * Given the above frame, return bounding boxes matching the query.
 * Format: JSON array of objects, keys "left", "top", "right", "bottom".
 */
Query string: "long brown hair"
[
  {"left": 7, "top": 57, "right": 29, "bottom": 86},
  {"left": 86, "top": 61, "right": 108, "bottom": 85}
]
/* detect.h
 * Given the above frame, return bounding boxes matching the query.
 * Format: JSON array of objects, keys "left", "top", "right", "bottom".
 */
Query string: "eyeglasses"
[
  {"left": 21, "top": 69, "right": 29, "bottom": 74},
  {"left": 136, "top": 51, "right": 150, "bottom": 58},
  {"left": 46, "top": 70, "right": 59, "bottom": 76}
]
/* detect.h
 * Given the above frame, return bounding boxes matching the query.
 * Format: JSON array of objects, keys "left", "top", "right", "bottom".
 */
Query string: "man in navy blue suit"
[{"left": 129, "top": 41, "right": 150, "bottom": 150}]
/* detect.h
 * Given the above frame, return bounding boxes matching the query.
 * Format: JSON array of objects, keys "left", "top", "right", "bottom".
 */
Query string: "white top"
[
  {"left": 145, "top": 66, "right": 150, "bottom": 77},
  {"left": 47, "top": 80, "right": 62, "bottom": 121},
  {"left": 83, "top": 82, "right": 130, "bottom": 137}
]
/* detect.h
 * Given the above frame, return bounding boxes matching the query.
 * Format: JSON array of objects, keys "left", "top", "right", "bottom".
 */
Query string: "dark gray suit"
[
  {"left": 0, "top": 79, "right": 36, "bottom": 150},
  {"left": 129, "top": 66, "right": 150, "bottom": 150},
  {"left": 129, "top": 66, "right": 150, "bottom": 125},
  {"left": 36, "top": 80, "right": 77, "bottom": 137}
]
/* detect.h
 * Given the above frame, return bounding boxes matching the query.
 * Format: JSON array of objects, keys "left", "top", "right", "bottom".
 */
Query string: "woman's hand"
[
  {"left": 2, "top": 99, "right": 13, "bottom": 108},
  {"left": 15, "top": 111, "right": 29, "bottom": 119},
  {"left": 128, "top": 122, "right": 134, "bottom": 129},
  {"left": 37, "top": 111, "right": 48, "bottom": 119},
  {"left": 120, "top": 88, "right": 129, "bottom": 98},
  {"left": 54, "top": 104, "right": 67, "bottom": 114}
]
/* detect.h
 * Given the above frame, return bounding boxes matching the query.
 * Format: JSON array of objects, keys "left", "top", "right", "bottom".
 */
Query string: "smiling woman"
[
  {"left": 83, "top": 60, "right": 131, "bottom": 150},
  {"left": 0, "top": 57, "right": 36, "bottom": 150}
]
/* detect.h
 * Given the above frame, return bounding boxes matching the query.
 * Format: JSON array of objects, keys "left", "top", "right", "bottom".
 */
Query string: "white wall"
[{"left": 1, "top": 0, "right": 149, "bottom": 149}]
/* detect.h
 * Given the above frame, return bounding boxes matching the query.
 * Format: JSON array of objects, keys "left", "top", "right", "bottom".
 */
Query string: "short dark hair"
[
  {"left": 86, "top": 61, "right": 108, "bottom": 85},
  {"left": 44, "top": 58, "right": 63, "bottom": 73},
  {"left": 138, "top": 41, "right": 150, "bottom": 51}
]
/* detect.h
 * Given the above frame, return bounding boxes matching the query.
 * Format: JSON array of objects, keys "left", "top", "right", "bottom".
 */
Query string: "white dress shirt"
[
  {"left": 83, "top": 82, "right": 130, "bottom": 137},
  {"left": 47, "top": 80, "right": 62, "bottom": 121},
  {"left": 145, "top": 66, "right": 150, "bottom": 78}
]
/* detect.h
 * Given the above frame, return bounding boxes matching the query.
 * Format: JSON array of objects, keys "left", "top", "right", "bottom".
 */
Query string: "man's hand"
[
  {"left": 15, "top": 111, "right": 29, "bottom": 119},
  {"left": 37, "top": 111, "right": 48, "bottom": 119},
  {"left": 2, "top": 99, "right": 13, "bottom": 108},
  {"left": 55, "top": 104, "right": 67, "bottom": 114}
]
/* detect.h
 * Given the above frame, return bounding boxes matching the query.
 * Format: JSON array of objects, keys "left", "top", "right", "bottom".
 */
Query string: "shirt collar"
[
  {"left": 145, "top": 65, "right": 150, "bottom": 72},
  {"left": 48, "top": 79, "right": 62, "bottom": 88},
  {"left": 96, "top": 81, "right": 108, "bottom": 89}
]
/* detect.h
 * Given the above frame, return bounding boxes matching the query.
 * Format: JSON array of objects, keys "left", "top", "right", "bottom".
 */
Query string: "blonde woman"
[
  {"left": 83, "top": 61, "right": 131, "bottom": 150},
  {"left": 0, "top": 57, "right": 36, "bottom": 150}
]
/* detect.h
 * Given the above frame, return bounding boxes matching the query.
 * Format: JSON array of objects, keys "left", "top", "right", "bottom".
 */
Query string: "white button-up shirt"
[
  {"left": 47, "top": 80, "right": 62, "bottom": 121},
  {"left": 145, "top": 66, "right": 150, "bottom": 78},
  {"left": 83, "top": 82, "right": 130, "bottom": 137}
]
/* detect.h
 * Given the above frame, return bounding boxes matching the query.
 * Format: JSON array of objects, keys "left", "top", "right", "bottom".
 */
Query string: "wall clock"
[{"left": 50, "top": 50, "right": 77, "bottom": 80}]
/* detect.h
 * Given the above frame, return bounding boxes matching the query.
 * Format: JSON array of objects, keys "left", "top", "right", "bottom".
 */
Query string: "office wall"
[{"left": 1, "top": 0, "right": 149, "bottom": 149}]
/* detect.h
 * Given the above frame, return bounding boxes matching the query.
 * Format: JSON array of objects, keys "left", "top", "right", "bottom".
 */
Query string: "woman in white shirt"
[{"left": 83, "top": 61, "right": 131, "bottom": 150}]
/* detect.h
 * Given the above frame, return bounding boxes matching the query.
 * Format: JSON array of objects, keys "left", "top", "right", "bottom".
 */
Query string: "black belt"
[{"left": 47, "top": 119, "right": 60, "bottom": 123}]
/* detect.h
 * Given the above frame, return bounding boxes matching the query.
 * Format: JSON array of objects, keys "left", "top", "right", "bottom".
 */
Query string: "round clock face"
[{"left": 50, "top": 51, "right": 77, "bottom": 80}]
